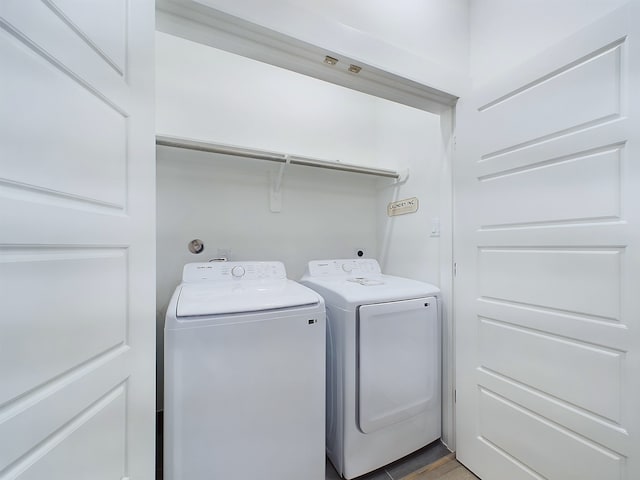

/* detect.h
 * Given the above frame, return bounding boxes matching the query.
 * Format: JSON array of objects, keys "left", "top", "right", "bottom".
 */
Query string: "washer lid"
[{"left": 175, "top": 279, "right": 320, "bottom": 317}]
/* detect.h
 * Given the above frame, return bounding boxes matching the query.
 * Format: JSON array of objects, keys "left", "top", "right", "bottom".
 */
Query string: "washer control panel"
[
  {"left": 183, "top": 261, "right": 287, "bottom": 282},
  {"left": 307, "top": 259, "right": 381, "bottom": 277}
]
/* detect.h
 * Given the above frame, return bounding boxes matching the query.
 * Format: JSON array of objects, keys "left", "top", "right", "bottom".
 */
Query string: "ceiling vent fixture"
[{"left": 348, "top": 64, "right": 362, "bottom": 74}]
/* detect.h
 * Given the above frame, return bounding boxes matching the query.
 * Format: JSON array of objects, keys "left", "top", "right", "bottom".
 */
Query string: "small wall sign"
[{"left": 387, "top": 197, "right": 419, "bottom": 216}]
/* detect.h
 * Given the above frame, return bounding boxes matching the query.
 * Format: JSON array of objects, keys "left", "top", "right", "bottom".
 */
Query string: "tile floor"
[
  {"left": 401, "top": 454, "right": 479, "bottom": 480},
  {"left": 325, "top": 440, "right": 451, "bottom": 480}
]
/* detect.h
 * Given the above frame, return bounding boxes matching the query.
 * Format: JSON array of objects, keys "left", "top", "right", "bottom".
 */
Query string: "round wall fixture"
[{"left": 188, "top": 239, "right": 204, "bottom": 254}]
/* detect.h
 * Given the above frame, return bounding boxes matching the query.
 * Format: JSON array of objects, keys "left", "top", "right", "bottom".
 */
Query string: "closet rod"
[{"left": 156, "top": 135, "right": 400, "bottom": 179}]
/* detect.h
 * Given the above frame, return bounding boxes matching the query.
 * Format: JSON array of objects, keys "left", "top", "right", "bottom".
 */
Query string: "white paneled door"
[
  {"left": 455, "top": 4, "right": 639, "bottom": 480},
  {"left": 0, "top": 1, "right": 155, "bottom": 479}
]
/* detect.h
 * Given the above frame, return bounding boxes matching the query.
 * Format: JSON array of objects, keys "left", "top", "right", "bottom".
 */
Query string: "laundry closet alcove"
[{"left": 154, "top": 0, "right": 458, "bottom": 450}]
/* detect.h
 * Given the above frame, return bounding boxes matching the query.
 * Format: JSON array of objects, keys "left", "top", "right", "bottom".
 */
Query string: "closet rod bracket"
[
  {"left": 396, "top": 168, "right": 410, "bottom": 183},
  {"left": 270, "top": 155, "right": 291, "bottom": 213}
]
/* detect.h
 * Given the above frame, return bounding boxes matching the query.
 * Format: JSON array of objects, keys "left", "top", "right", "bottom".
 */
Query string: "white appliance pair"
[{"left": 164, "top": 259, "right": 441, "bottom": 480}]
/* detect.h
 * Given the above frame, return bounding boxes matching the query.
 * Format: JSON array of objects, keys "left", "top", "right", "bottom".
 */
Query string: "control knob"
[{"left": 231, "top": 265, "right": 246, "bottom": 278}]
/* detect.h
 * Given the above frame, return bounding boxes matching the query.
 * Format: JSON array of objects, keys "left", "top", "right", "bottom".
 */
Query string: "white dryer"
[
  {"left": 164, "top": 261, "right": 326, "bottom": 480},
  {"left": 300, "top": 259, "right": 441, "bottom": 479}
]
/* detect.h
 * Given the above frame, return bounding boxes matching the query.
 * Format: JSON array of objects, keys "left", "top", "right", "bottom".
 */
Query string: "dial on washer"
[{"left": 231, "top": 265, "right": 246, "bottom": 278}]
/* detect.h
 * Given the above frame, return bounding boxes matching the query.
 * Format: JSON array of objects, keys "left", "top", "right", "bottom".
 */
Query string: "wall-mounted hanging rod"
[{"left": 156, "top": 135, "right": 401, "bottom": 179}]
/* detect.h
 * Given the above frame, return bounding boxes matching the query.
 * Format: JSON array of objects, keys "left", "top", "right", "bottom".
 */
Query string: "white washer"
[
  {"left": 164, "top": 261, "right": 326, "bottom": 480},
  {"left": 300, "top": 259, "right": 441, "bottom": 479}
]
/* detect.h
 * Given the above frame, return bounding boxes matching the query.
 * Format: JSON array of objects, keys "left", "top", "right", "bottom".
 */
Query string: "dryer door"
[{"left": 357, "top": 297, "right": 439, "bottom": 433}]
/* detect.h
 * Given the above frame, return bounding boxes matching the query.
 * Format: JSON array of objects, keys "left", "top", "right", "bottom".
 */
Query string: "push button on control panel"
[{"left": 231, "top": 265, "right": 246, "bottom": 278}]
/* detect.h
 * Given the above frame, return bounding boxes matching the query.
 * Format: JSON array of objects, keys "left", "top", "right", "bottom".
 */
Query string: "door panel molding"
[
  {"left": 455, "top": 4, "right": 640, "bottom": 479},
  {"left": 0, "top": 1, "right": 155, "bottom": 478}
]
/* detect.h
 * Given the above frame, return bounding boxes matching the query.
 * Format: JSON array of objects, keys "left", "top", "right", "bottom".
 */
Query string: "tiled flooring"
[
  {"left": 327, "top": 450, "right": 479, "bottom": 480},
  {"left": 325, "top": 440, "right": 453, "bottom": 480},
  {"left": 401, "top": 455, "right": 479, "bottom": 480}
]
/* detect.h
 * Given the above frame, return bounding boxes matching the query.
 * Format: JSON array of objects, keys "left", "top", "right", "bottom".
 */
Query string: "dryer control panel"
[
  {"left": 307, "top": 259, "right": 382, "bottom": 277},
  {"left": 182, "top": 261, "right": 287, "bottom": 282}
]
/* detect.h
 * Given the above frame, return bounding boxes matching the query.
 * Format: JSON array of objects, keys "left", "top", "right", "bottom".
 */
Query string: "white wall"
[
  {"left": 156, "top": 149, "right": 379, "bottom": 308},
  {"left": 470, "top": 0, "right": 628, "bottom": 87},
  {"left": 157, "top": 31, "right": 385, "bottom": 167},
  {"left": 156, "top": 31, "right": 444, "bottom": 296},
  {"left": 156, "top": 31, "right": 445, "bottom": 287},
  {"left": 375, "top": 103, "right": 443, "bottom": 285}
]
